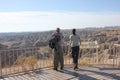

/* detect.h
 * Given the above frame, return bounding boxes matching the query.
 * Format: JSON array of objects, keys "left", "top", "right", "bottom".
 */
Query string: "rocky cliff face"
[{"left": 0, "top": 43, "right": 8, "bottom": 50}]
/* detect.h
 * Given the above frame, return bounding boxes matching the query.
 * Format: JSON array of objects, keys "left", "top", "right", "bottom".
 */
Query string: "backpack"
[{"left": 49, "top": 35, "right": 61, "bottom": 49}]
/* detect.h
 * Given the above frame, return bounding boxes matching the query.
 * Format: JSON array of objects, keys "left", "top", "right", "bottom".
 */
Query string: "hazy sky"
[{"left": 0, "top": 0, "right": 120, "bottom": 32}]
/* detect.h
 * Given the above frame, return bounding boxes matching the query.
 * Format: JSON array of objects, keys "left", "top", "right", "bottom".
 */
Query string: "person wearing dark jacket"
[{"left": 51, "top": 28, "right": 64, "bottom": 70}]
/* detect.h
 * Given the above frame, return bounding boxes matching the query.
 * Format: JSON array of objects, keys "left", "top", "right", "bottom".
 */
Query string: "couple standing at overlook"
[{"left": 50, "top": 28, "right": 81, "bottom": 71}]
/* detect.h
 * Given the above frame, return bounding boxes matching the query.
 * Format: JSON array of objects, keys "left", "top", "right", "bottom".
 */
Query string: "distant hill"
[{"left": 0, "top": 26, "right": 120, "bottom": 49}]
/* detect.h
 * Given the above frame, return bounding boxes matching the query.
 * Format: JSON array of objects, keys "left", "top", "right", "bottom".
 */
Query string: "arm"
[
  {"left": 69, "top": 35, "right": 72, "bottom": 46},
  {"left": 79, "top": 38, "right": 81, "bottom": 45},
  {"left": 78, "top": 35, "right": 81, "bottom": 45},
  {"left": 69, "top": 40, "right": 72, "bottom": 46}
]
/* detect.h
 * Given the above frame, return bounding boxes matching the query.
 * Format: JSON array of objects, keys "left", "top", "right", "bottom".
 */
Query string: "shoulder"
[
  {"left": 69, "top": 34, "right": 73, "bottom": 37},
  {"left": 59, "top": 32, "right": 63, "bottom": 35},
  {"left": 58, "top": 32, "right": 63, "bottom": 37},
  {"left": 76, "top": 34, "right": 80, "bottom": 38},
  {"left": 75, "top": 34, "right": 79, "bottom": 36},
  {"left": 69, "top": 34, "right": 73, "bottom": 38}
]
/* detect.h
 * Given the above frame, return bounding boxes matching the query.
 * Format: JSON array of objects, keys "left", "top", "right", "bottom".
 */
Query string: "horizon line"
[{"left": 0, "top": 26, "right": 120, "bottom": 33}]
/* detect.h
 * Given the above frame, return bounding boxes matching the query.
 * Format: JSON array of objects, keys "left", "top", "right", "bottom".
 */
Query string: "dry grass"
[
  {"left": 119, "top": 62, "right": 120, "bottom": 67},
  {"left": 16, "top": 57, "right": 25, "bottom": 65},
  {"left": 24, "top": 56, "right": 37, "bottom": 69},
  {"left": 16, "top": 56, "right": 38, "bottom": 71},
  {"left": 79, "top": 59, "right": 89, "bottom": 65}
]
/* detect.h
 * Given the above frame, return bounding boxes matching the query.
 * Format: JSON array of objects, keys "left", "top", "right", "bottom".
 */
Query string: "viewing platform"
[
  {"left": 1, "top": 65, "right": 120, "bottom": 80},
  {"left": 0, "top": 42, "right": 120, "bottom": 80}
]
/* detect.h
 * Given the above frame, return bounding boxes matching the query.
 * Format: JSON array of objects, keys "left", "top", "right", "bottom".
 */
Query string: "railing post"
[
  {"left": 96, "top": 48, "right": 98, "bottom": 64},
  {"left": 113, "top": 46, "right": 116, "bottom": 67},
  {"left": 0, "top": 51, "right": 3, "bottom": 79}
]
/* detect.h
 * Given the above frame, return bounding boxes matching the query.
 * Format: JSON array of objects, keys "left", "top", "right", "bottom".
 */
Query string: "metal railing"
[
  {"left": 0, "top": 43, "right": 119, "bottom": 76},
  {"left": 113, "top": 44, "right": 120, "bottom": 67},
  {"left": 0, "top": 47, "right": 53, "bottom": 76}
]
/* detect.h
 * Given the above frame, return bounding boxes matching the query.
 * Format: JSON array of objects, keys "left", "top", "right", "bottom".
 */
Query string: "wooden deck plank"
[{"left": 1, "top": 65, "right": 120, "bottom": 80}]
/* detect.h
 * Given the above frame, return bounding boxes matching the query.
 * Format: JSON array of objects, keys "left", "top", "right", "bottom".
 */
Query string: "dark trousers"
[
  {"left": 71, "top": 46, "right": 79, "bottom": 68},
  {"left": 54, "top": 46, "right": 64, "bottom": 69}
]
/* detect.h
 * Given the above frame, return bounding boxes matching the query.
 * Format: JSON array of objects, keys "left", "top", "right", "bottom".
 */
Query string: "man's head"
[
  {"left": 72, "top": 28, "right": 76, "bottom": 35},
  {"left": 56, "top": 28, "right": 60, "bottom": 33}
]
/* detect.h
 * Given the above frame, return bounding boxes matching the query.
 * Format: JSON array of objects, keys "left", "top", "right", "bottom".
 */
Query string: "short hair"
[
  {"left": 72, "top": 28, "right": 76, "bottom": 35},
  {"left": 56, "top": 28, "right": 60, "bottom": 30},
  {"left": 56, "top": 28, "right": 60, "bottom": 32}
]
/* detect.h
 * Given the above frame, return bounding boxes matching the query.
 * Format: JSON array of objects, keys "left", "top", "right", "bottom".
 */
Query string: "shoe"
[
  {"left": 60, "top": 67, "right": 63, "bottom": 70},
  {"left": 76, "top": 67, "right": 78, "bottom": 69},
  {"left": 53, "top": 68, "right": 58, "bottom": 71},
  {"left": 74, "top": 67, "right": 79, "bottom": 70},
  {"left": 74, "top": 67, "right": 76, "bottom": 70}
]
